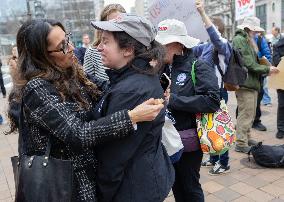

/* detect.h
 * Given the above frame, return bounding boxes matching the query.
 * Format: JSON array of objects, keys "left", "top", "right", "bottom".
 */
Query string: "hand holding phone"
[{"left": 160, "top": 73, "right": 171, "bottom": 92}]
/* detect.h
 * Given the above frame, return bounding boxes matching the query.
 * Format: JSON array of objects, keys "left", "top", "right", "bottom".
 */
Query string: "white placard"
[
  {"left": 235, "top": 0, "right": 255, "bottom": 21},
  {"left": 148, "top": 0, "right": 209, "bottom": 42}
]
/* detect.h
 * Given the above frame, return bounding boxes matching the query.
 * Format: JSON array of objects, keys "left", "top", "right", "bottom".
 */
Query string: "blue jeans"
[
  {"left": 0, "top": 115, "right": 3, "bottom": 125},
  {"left": 220, "top": 88, "right": 228, "bottom": 103},
  {"left": 262, "top": 77, "right": 272, "bottom": 105},
  {"left": 210, "top": 150, "right": 229, "bottom": 167}
]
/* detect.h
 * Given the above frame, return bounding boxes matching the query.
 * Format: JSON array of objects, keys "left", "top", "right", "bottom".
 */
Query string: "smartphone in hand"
[{"left": 160, "top": 73, "right": 170, "bottom": 92}]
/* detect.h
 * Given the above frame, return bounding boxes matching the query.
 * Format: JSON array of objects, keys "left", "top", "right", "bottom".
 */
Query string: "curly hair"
[{"left": 7, "top": 19, "right": 101, "bottom": 133}]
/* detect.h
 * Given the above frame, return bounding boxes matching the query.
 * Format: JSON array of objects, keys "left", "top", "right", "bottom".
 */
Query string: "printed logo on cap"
[{"left": 159, "top": 26, "right": 168, "bottom": 31}]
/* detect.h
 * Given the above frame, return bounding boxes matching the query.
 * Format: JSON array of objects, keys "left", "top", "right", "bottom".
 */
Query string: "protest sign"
[
  {"left": 148, "top": 0, "right": 209, "bottom": 42},
  {"left": 235, "top": 0, "right": 255, "bottom": 21},
  {"left": 268, "top": 57, "right": 284, "bottom": 90}
]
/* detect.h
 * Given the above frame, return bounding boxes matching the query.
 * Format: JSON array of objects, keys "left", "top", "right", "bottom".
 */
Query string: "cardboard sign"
[
  {"left": 268, "top": 57, "right": 284, "bottom": 90},
  {"left": 235, "top": 0, "right": 255, "bottom": 21},
  {"left": 148, "top": 0, "right": 209, "bottom": 42}
]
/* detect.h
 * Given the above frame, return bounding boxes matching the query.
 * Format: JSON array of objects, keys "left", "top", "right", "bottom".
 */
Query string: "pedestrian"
[
  {"left": 91, "top": 13, "right": 174, "bottom": 202},
  {"left": 0, "top": 57, "right": 6, "bottom": 98},
  {"left": 74, "top": 33, "right": 91, "bottom": 65},
  {"left": 8, "top": 46, "right": 19, "bottom": 85},
  {"left": 83, "top": 4, "right": 126, "bottom": 80},
  {"left": 252, "top": 33, "right": 272, "bottom": 132},
  {"left": 194, "top": 0, "right": 232, "bottom": 175},
  {"left": 156, "top": 18, "right": 221, "bottom": 202},
  {"left": 233, "top": 16, "right": 279, "bottom": 153},
  {"left": 271, "top": 26, "right": 282, "bottom": 46},
  {"left": 272, "top": 34, "right": 284, "bottom": 139},
  {"left": 9, "top": 18, "right": 164, "bottom": 201}
]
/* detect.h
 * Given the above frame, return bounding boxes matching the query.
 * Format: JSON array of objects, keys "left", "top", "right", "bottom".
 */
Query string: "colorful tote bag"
[{"left": 191, "top": 61, "right": 236, "bottom": 155}]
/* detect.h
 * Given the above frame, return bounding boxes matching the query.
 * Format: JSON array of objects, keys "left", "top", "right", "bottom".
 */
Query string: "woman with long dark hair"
[
  {"left": 9, "top": 19, "right": 164, "bottom": 201},
  {"left": 91, "top": 14, "right": 174, "bottom": 202}
]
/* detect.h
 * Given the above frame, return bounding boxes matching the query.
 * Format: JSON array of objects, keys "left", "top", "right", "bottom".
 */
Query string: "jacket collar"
[
  {"left": 172, "top": 49, "right": 194, "bottom": 68},
  {"left": 106, "top": 58, "right": 151, "bottom": 85},
  {"left": 235, "top": 29, "right": 249, "bottom": 39}
]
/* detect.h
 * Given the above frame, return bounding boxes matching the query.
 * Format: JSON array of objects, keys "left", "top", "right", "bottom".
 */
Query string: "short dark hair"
[{"left": 112, "top": 31, "right": 165, "bottom": 75}]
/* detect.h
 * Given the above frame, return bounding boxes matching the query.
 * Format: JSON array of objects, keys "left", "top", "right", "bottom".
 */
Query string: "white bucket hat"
[
  {"left": 237, "top": 16, "right": 264, "bottom": 32},
  {"left": 155, "top": 19, "right": 200, "bottom": 49}
]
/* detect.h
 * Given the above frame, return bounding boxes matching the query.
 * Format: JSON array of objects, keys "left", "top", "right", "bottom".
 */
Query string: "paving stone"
[
  {"left": 205, "top": 194, "right": 223, "bottom": 202},
  {"left": 230, "top": 171, "right": 253, "bottom": 181},
  {"left": 270, "top": 199, "right": 284, "bottom": 202},
  {"left": 272, "top": 178, "right": 284, "bottom": 189},
  {"left": 0, "top": 190, "right": 12, "bottom": 200},
  {"left": 213, "top": 188, "right": 241, "bottom": 201},
  {"left": 260, "top": 184, "right": 284, "bottom": 197},
  {"left": 202, "top": 181, "right": 224, "bottom": 194},
  {"left": 241, "top": 176, "right": 271, "bottom": 188},
  {"left": 245, "top": 189, "right": 275, "bottom": 202},
  {"left": 229, "top": 182, "right": 256, "bottom": 195},
  {"left": 213, "top": 174, "right": 239, "bottom": 187},
  {"left": 260, "top": 171, "right": 283, "bottom": 183},
  {"left": 232, "top": 196, "right": 255, "bottom": 202}
]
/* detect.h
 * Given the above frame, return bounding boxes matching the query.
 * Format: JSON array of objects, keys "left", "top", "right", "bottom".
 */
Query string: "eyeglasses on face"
[{"left": 48, "top": 33, "right": 72, "bottom": 54}]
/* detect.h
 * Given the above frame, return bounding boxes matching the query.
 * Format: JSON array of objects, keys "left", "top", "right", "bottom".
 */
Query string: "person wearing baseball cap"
[
  {"left": 156, "top": 18, "right": 221, "bottom": 202},
  {"left": 91, "top": 13, "right": 174, "bottom": 202},
  {"left": 233, "top": 16, "right": 279, "bottom": 154}
]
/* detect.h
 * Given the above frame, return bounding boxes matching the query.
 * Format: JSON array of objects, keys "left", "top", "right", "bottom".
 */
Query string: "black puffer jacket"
[
  {"left": 273, "top": 37, "right": 284, "bottom": 66},
  {"left": 166, "top": 49, "right": 221, "bottom": 131}
]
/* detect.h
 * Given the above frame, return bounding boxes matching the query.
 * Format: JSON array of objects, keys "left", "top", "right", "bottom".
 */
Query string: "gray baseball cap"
[{"left": 91, "top": 13, "right": 156, "bottom": 47}]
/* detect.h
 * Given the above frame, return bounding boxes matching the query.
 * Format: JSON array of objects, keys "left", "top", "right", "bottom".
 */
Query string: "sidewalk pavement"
[{"left": 0, "top": 90, "right": 283, "bottom": 202}]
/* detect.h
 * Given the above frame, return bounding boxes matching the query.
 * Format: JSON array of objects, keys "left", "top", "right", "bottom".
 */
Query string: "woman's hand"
[{"left": 128, "top": 98, "right": 164, "bottom": 124}]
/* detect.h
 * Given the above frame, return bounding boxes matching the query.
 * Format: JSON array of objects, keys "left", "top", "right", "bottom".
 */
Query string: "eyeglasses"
[{"left": 48, "top": 33, "right": 72, "bottom": 54}]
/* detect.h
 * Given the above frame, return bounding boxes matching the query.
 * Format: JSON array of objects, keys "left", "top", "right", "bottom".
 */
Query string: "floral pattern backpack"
[{"left": 191, "top": 61, "right": 236, "bottom": 155}]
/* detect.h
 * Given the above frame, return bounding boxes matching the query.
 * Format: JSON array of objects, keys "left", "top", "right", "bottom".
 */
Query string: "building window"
[{"left": 256, "top": 4, "right": 267, "bottom": 31}]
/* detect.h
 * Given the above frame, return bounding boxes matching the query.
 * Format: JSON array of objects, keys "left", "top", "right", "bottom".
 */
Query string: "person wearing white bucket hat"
[
  {"left": 156, "top": 19, "right": 221, "bottom": 202},
  {"left": 233, "top": 16, "right": 279, "bottom": 154}
]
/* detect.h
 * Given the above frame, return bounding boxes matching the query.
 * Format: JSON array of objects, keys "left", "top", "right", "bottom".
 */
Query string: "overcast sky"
[{"left": 104, "top": 0, "right": 135, "bottom": 12}]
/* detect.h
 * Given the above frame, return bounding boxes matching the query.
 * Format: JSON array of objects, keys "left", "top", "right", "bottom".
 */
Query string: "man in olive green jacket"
[{"left": 232, "top": 17, "right": 278, "bottom": 153}]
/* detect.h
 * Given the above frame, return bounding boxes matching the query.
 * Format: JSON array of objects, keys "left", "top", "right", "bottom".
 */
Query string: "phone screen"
[{"left": 160, "top": 73, "right": 170, "bottom": 92}]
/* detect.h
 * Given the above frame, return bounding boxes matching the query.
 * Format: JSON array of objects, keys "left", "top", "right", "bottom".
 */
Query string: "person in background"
[
  {"left": 0, "top": 56, "right": 6, "bottom": 125},
  {"left": 271, "top": 27, "right": 282, "bottom": 46},
  {"left": 233, "top": 16, "right": 278, "bottom": 154},
  {"left": 74, "top": 33, "right": 91, "bottom": 65},
  {"left": 9, "top": 18, "right": 164, "bottom": 201},
  {"left": 194, "top": 0, "right": 232, "bottom": 176},
  {"left": 0, "top": 57, "right": 6, "bottom": 98},
  {"left": 83, "top": 4, "right": 126, "bottom": 81},
  {"left": 156, "top": 18, "right": 221, "bottom": 201},
  {"left": 251, "top": 33, "right": 272, "bottom": 132},
  {"left": 272, "top": 35, "right": 284, "bottom": 139}
]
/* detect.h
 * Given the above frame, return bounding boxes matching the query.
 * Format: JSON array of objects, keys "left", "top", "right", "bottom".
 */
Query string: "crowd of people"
[{"left": 0, "top": 0, "right": 282, "bottom": 201}]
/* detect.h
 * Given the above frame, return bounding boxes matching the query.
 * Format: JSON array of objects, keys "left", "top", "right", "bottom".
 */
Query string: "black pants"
[
  {"left": 253, "top": 77, "right": 264, "bottom": 124},
  {"left": 277, "top": 89, "right": 284, "bottom": 133},
  {"left": 172, "top": 150, "right": 204, "bottom": 202},
  {"left": 0, "top": 74, "right": 6, "bottom": 97}
]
